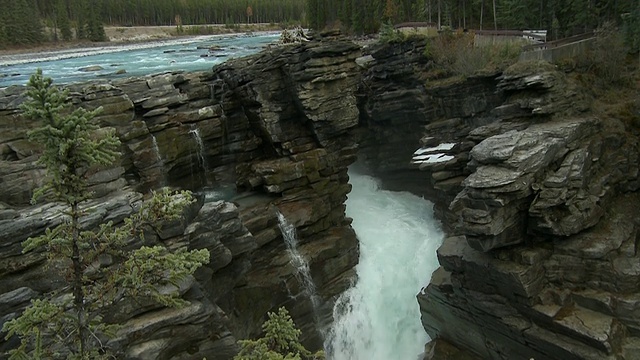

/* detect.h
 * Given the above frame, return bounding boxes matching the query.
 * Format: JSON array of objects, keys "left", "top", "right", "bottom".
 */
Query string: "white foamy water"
[
  {"left": 326, "top": 170, "right": 444, "bottom": 360},
  {"left": 277, "top": 211, "right": 322, "bottom": 315},
  {"left": 0, "top": 32, "right": 280, "bottom": 87}
]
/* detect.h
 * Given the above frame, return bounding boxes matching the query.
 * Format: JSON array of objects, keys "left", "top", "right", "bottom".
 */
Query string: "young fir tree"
[
  {"left": 234, "top": 307, "right": 324, "bottom": 360},
  {"left": 1, "top": 70, "right": 210, "bottom": 359}
]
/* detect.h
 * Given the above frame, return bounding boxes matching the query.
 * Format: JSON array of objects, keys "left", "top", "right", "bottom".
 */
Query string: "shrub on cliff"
[
  {"left": 575, "top": 24, "right": 627, "bottom": 87},
  {"left": 378, "top": 22, "right": 405, "bottom": 43},
  {"left": 234, "top": 307, "right": 324, "bottom": 360},
  {"left": 1, "top": 70, "right": 210, "bottom": 359},
  {"left": 425, "top": 32, "right": 522, "bottom": 77}
]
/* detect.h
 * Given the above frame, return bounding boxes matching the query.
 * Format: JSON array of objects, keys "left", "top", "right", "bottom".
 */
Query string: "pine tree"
[
  {"left": 234, "top": 307, "right": 324, "bottom": 360},
  {"left": 75, "top": 0, "right": 87, "bottom": 39},
  {"left": 1, "top": 70, "right": 210, "bottom": 359},
  {"left": 25, "top": 0, "right": 45, "bottom": 44},
  {"left": 307, "top": 0, "right": 319, "bottom": 29},
  {"left": 2, "top": 0, "right": 44, "bottom": 45},
  {"left": 624, "top": 3, "right": 640, "bottom": 53},
  {"left": 351, "top": 0, "right": 365, "bottom": 33},
  {"left": 0, "top": 0, "right": 8, "bottom": 47},
  {"left": 86, "top": 1, "right": 107, "bottom": 42},
  {"left": 56, "top": 0, "right": 72, "bottom": 41}
]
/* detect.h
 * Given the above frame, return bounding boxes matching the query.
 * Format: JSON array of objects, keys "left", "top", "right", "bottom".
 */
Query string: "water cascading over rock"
[
  {"left": 4, "top": 30, "right": 639, "bottom": 360},
  {"left": 325, "top": 171, "right": 443, "bottom": 360},
  {"left": 0, "top": 33, "right": 363, "bottom": 358},
  {"left": 276, "top": 211, "right": 323, "bottom": 326},
  {"left": 357, "top": 38, "right": 640, "bottom": 359}
]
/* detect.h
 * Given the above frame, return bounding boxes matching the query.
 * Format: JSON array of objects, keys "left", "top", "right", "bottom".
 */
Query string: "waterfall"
[
  {"left": 208, "top": 78, "right": 230, "bottom": 149},
  {"left": 325, "top": 171, "right": 444, "bottom": 360},
  {"left": 208, "top": 78, "right": 226, "bottom": 105},
  {"left": 218, "top": 80, "right": 230, "bottom": 147},
  {"left": 276, "top": 211, "right": 322, "bottom": 317},
  {"left": 151, "top": 134, "right": 164, "bottom": 166},
  {"left": 150, "top": 134, "right": 166, "bottom": 186},
  {"left": 208, "top": 83, "right": 216, "bottom": 102},
  {"left": 188, "top": 125, "right": 209, "bottom": 173}
]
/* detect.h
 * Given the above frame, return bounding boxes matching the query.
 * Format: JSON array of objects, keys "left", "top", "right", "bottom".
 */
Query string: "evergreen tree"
[
  {"left": 1, "top": 70, "right": 210, "bottom": 359},
  {"left": 86, "top": 0, "right": 107, "bottom": 41},
  {"left": 351, "top": 0, "right": 365, "bottom": 33},
  {"left": 307, "top": 0, "right": 320, "bottom": 29},
  {"left": 234, "top": 307, "right": 324, "bottom": 360},
  {"left": 1, "top": 0, "right": 44, "bottom": 45},
  {"left": 25, "top": 0, "right": 45, "bottom": 43},
  {"left": 56, "top": 0, "right": 73, "bottom": 41},
  {"left": 0, "top": 0, "right": 8, "bottom": 47},
  {"left": 624, "top": 1, "right": 640, "bottom": 53},
  {"left": 74, "top": 0, "right": 88, "bottom": 39}
]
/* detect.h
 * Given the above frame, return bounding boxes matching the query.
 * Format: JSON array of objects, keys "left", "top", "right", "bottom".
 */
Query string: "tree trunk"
[
  {"left": 463, "top": 0, "right": 466, "bottom": 28},
  {"left": 71, "top": 201, "right": 87, "bottom": 358},
  {"left": 480, "top": 0, "right": 484, "bottom": 29},
  {"left": 492, "top": 0, "right": 497, "bottom": 30}
]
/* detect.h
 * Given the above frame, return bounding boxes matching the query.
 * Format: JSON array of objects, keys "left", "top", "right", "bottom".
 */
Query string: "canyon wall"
[
  {"left": 358, "top": 38, "right": 640, "bottom": 359},
  {"left": 1, "top": 33, "right": 640, "bottom": 360},
  {"left": 0, "top": 33, "right": 361, "bottom": 359}
]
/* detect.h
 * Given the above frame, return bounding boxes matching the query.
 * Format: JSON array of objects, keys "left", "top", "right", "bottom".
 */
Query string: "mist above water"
[{"left": 325, "top": 170, "right": 444, "bottom": 360}]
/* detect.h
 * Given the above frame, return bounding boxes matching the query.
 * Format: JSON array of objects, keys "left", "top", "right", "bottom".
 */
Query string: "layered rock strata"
[
  {"left": 3, "top": 33, "right": 639, "bottom": 360},
  {"left": 0, "top": 33, "right": 361, "bottom": 358},
  {"left": 357, "top": 39, "right": 640, "bottom": 359}
]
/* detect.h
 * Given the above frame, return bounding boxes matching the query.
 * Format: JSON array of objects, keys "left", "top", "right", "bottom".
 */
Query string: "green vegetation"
[
  {"left": 0, "top": 0, "right": 305, "bottom": 48},
  {"left": 0, "top": 0, "right": 44, "bottom": 46},
  {"left": 2, "top": 0, "right": 637, "bottom": 47},
  {"left": 576, "top": 24, "right": 628, "bottom": 87},
  {"left": 234, "top": 307, "right": 324, "bottom": 360},
  {"left": 306, "top": 0, "right": 637, "bottom": 36},
  {"left": 623, "top": 5, "right": 640, "bottom": 54},
  {"left": 1, "top": 70, "right": 210, "bottom": 359},
  {"left": 378, "top": 21, "right": 406, "bottom": 42},
  {"left": 424, "top": 32, "right": 522, "bottom": 77},
  {"left": 55, "top": 0, "right": 72, "bottom": 41}
]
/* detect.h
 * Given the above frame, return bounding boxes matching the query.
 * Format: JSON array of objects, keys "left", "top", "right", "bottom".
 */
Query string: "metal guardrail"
[
  {"left": 473, "top": 30, "right": 547, "bottom": 41},
  {"left": 522, "top": 32, "right": 594, "bottom": 51},
  {"left": 393, "top": 22, "right": 438, "bottom": 29}
]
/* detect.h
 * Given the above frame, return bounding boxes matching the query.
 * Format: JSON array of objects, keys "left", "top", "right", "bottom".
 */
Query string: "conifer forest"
[{"left": 0, "top": 0, "right": 637, "bottom": 46}]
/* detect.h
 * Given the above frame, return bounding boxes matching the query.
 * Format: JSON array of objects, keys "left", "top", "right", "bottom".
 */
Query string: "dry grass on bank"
[{"left": 425, "top": 32, "right": 523, "bottom": 78}]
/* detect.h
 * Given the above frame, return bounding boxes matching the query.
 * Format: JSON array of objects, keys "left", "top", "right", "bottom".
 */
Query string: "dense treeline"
[
  {"left": 1, "top": 0, "right": 637, "bottom": 48},
  {"left": 0, "top": 0, "right": 45, "bottom": 46},
  {"left": 34, "top": 0, "right": 305, "bottom": 26},
  {"left": 0, "top": 0, "right": 305, "bottom": 48},
  {"left": 307, "top": 0, "right": 638, "bottom": 37}
]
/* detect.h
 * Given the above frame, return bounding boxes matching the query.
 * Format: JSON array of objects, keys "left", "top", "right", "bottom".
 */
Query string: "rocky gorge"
[{"left": 0, "top": 31, "right": 639, "bottom": 360}]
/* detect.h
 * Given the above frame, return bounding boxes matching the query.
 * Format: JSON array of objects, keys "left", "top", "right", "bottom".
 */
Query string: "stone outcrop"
[
  {"left": 0, "top": 33, "right": 361, "bottom": 359},
  {"left": 2, "top": 33, "right": 640, "bottom": 360},
  {"left": 355, "top": 39, "right": 640, "bottom": 359}
]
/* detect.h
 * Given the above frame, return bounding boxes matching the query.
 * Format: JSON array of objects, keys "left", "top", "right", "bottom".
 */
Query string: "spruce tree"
[
  {"left": 87, "top": 2, "right": 107, "bottom": 42},
  {"left": 234, "top": 307, "right": 324, "bottom": 360},
  {"left": 26, "top": 0, "right": 45, "bottom": 44},
  {"left": 1, "top": 70, "right": 210, "bottom": 359},
  {"left": 0, "top": 0, "right": 7, "bottom": 47},
  {"left": 56, "top": 0, "right": 72, "bottom": 41},
  {"left": 3, "top": 0, "right": 44, "bottom": 45},
  {"left": 307, "top": 0, "right": 319, "bottom": 29},
  {"left": 75, "top": 0, "right": 87, "bottom": 40}
]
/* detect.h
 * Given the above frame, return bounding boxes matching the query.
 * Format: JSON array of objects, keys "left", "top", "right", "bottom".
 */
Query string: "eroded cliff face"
[
  {"left": 357, "top": 39, "right": 640, "bottom": 359},
  {"left": 0, "top": 33, "right": 361, "bottom": 358},
  {"left": 2, "top": 33, "right": 639, "bottom": 360}
]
